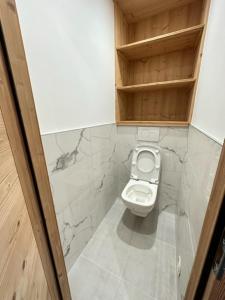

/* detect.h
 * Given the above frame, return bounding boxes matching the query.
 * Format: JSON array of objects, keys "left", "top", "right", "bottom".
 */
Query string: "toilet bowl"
[{"left": 121, "top": 145, "right": 161, "bottom": 217}]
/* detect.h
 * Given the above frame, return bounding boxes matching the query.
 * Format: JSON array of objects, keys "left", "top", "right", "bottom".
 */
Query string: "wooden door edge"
[
  {"left": 0, "top": 42, "right": 60, "bottom": 300},
  {"left": 0, "top": 1, "right": 71, "bottom": 299},
  {"left": 203, "top": 226, "right": 225, "bottom": 299},
  {"left": 185, "top": 141, "right": 225, "bottom": 299}
]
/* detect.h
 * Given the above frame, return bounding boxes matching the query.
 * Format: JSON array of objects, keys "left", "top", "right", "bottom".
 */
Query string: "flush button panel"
[{"left": 137, "top": 127, "right": 160, "bottom": 142}]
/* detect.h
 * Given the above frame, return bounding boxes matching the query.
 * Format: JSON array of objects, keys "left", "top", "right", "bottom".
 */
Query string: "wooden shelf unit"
[{"left": 114, "top": 0, "right": 211, "bottom": 126}]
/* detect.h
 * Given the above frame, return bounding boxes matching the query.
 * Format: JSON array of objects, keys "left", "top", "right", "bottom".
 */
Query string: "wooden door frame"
[
  {"left": 203, "top": 225, "right": 225, "bottom": 299},
  {"left": 0, "top": 1, "right": 71, "bottom": 299},
  {"left": 185, "top": 141, "right": 225, "bottom": 299}
]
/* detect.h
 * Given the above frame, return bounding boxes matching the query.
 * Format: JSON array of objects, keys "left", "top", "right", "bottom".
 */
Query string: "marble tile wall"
[
  {"left": 116, "top": 126, "right": 189, "bottom": 214},
  {"left": 42, "top": 124, "right": 118, "bottom": 271},
  {"left": 176, "top": 125, "right": 222, "bottom": 300}
]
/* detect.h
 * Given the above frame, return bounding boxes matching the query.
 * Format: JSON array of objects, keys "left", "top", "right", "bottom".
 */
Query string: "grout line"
[{"left": 79, "top": 254, "right": 124, "bottom": 281}]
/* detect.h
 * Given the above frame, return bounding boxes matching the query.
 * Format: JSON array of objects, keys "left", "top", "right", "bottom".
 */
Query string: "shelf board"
[
  {"left": 116, "top": 0, "right": 198, "bottom": 23},
  {"left": 117, "top": 78, "right": 196, "bottom": 93},
  {"left": 117, "top": 121, "right": 189, "bottom": 127},
  {"left": 117, "top": 25, "right": 204, "bottom": 60}
]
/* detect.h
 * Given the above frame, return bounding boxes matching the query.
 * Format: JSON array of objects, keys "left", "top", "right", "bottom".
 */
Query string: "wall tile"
[
  {"left": 176, "top": 125, "right": 222, "bottom": 299},
  {"left": 42, "top": 124, "right": 118, "bottom": 270}
]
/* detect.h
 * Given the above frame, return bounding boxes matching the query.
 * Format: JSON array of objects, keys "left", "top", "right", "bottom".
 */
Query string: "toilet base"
[{"left": 130, "top": 208, "right": 153, "bottom": 218}]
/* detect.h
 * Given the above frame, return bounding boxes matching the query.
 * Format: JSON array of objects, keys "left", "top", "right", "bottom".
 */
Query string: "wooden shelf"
[
  {"left": 117, "top": 121, "right": 189, "bottom": 127},
  {"left": 117, "top": 25, "right": 204, "bottom": 60},
  {"left": 117, "top": 78, "right": 196, "bottom": 93},
  {"left": 116, "top": 0, "right": 203, "bottom": 23},
  {"left": 115, "top": 0, "right": 210, "bottom": 126},
  {"left": 117, "top": 87, "right": 192, "bottom": 123}
]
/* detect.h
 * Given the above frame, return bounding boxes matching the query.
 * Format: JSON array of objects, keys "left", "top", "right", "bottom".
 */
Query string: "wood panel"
[
  {"left": 118, "top": 87, "right": 191, "bottom": 122},
  {"left": 203, "top": 229, "right": 225, "bottom": 300},
  {"left": 128, "top": 0, "right": 203, "bottom": 43},
  {"left": 126, "top": 48, "right": 196, "bottom": 85},
  {"left": 0, "top": 1, "right": 71, "bottom": 299},
  {"left": 117, "top": 25, "right": 203, "bottom": 60},
  {"left": 188, "top": 0, "right": 211, "bottom": 122},
  {"left": 114, "top": 1, "right": 129, "bottom": 46},
  {"left": 115, "top": 1, "right": 129, "bottom": 121},
  {"left": 0, "top": 107, "right": 50, "bottom": 300},
  {"left": 116, "top": 0, "right": 199, "bottom": 23},
  {"left": 116, "top": 52, "right": 129, "bottom": 86},
  {"left": 117, "top": 79, "right": 195, "bottom": 92},
  {"left": 118, "top": 121, "right": 189, "bottom": 127}
]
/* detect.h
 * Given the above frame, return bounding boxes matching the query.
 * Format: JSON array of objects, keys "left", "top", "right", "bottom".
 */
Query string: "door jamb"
[
  {"left": 185, "top": 141, "right": 225, "bottom": 299},
  {"left": 0, "top": 1, "right": 71, "bottom": 299}
]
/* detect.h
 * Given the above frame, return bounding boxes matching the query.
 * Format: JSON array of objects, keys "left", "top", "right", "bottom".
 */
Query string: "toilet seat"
[{"left": 131, "top": 145, "right": 161, "bottom": 183}]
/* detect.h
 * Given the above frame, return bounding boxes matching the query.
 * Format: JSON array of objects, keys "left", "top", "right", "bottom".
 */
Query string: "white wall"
[
  {"left": 16, "top": 0, "right": 115, "bottom": 134},
  {"left": 192, "top": 0, "right": 225, "bottom": 145}
]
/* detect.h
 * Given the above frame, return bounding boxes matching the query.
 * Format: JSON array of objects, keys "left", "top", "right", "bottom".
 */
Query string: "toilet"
[{"left": 121, "top": 145, "right": 161, "bottom": 217}]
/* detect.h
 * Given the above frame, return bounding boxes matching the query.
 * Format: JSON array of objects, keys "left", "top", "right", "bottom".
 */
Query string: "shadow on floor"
[{"left": 116, "top": 208, "right": 159, "bottom": 249}]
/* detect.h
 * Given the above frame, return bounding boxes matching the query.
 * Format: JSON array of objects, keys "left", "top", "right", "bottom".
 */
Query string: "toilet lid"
[{"left": 130, "top": 146, "right": 161, "bottom": 183}]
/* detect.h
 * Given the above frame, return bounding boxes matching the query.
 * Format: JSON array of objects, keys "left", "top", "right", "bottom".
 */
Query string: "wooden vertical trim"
[
  {"left": 0, "top": 41, "right": 60, "bottom": 300},
  {"left": 185, "top": 141, "right": 225, "bottom": 299},
  {"left": 114, "top": 1, "right": 129, "bottom": 124},
  {"left": 188, "top": 0, "right": 211, "bottom": 122},
  {"left": 0, "top": 1, "right": 71, "bottom": 299},
  {"left": 203, "top": 228, "right": 225, "bottom": 299},
  {"left": 114, "top": 1, "right": 121, "bottom": 123}
]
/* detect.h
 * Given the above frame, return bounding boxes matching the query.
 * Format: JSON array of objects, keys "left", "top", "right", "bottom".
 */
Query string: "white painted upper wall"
[
  {"left": 192, "top": 0, "right": 225, "bottom": 145},
  {"left": 16, "top": 0, "right": 115, "bottom": 134}
]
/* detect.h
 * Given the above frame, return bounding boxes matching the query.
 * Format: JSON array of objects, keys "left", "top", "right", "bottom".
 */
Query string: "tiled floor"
[{"left": 68, "top": 198, "right": 177, "bottom": 300}]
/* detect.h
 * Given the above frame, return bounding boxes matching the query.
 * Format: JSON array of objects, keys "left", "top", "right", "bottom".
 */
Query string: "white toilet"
[{"left": 121, "top": 145, "right": 161, "bottom": 217}]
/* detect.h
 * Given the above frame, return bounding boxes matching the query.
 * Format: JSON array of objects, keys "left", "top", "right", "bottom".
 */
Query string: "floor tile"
[
  {"left": 102, "top": 198, "right": 127, "bottom": 227},
  {"left": 82, "top": 223, "right": 133, "bottom": 278},
  {"left": 124, "top": 237, "right": 176, "bottom": 300},
  {"left": 133, "top": 208, "right": 176, "bottom": 247},
  {"left": 69, "top": 199, "right": 177, "bottom": 300},
  {"left": 69, "top": 256, "right": 120, "bottom": 300},
  {"left": 115, "top": 279, "right": 156, "bottom": 300}
]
